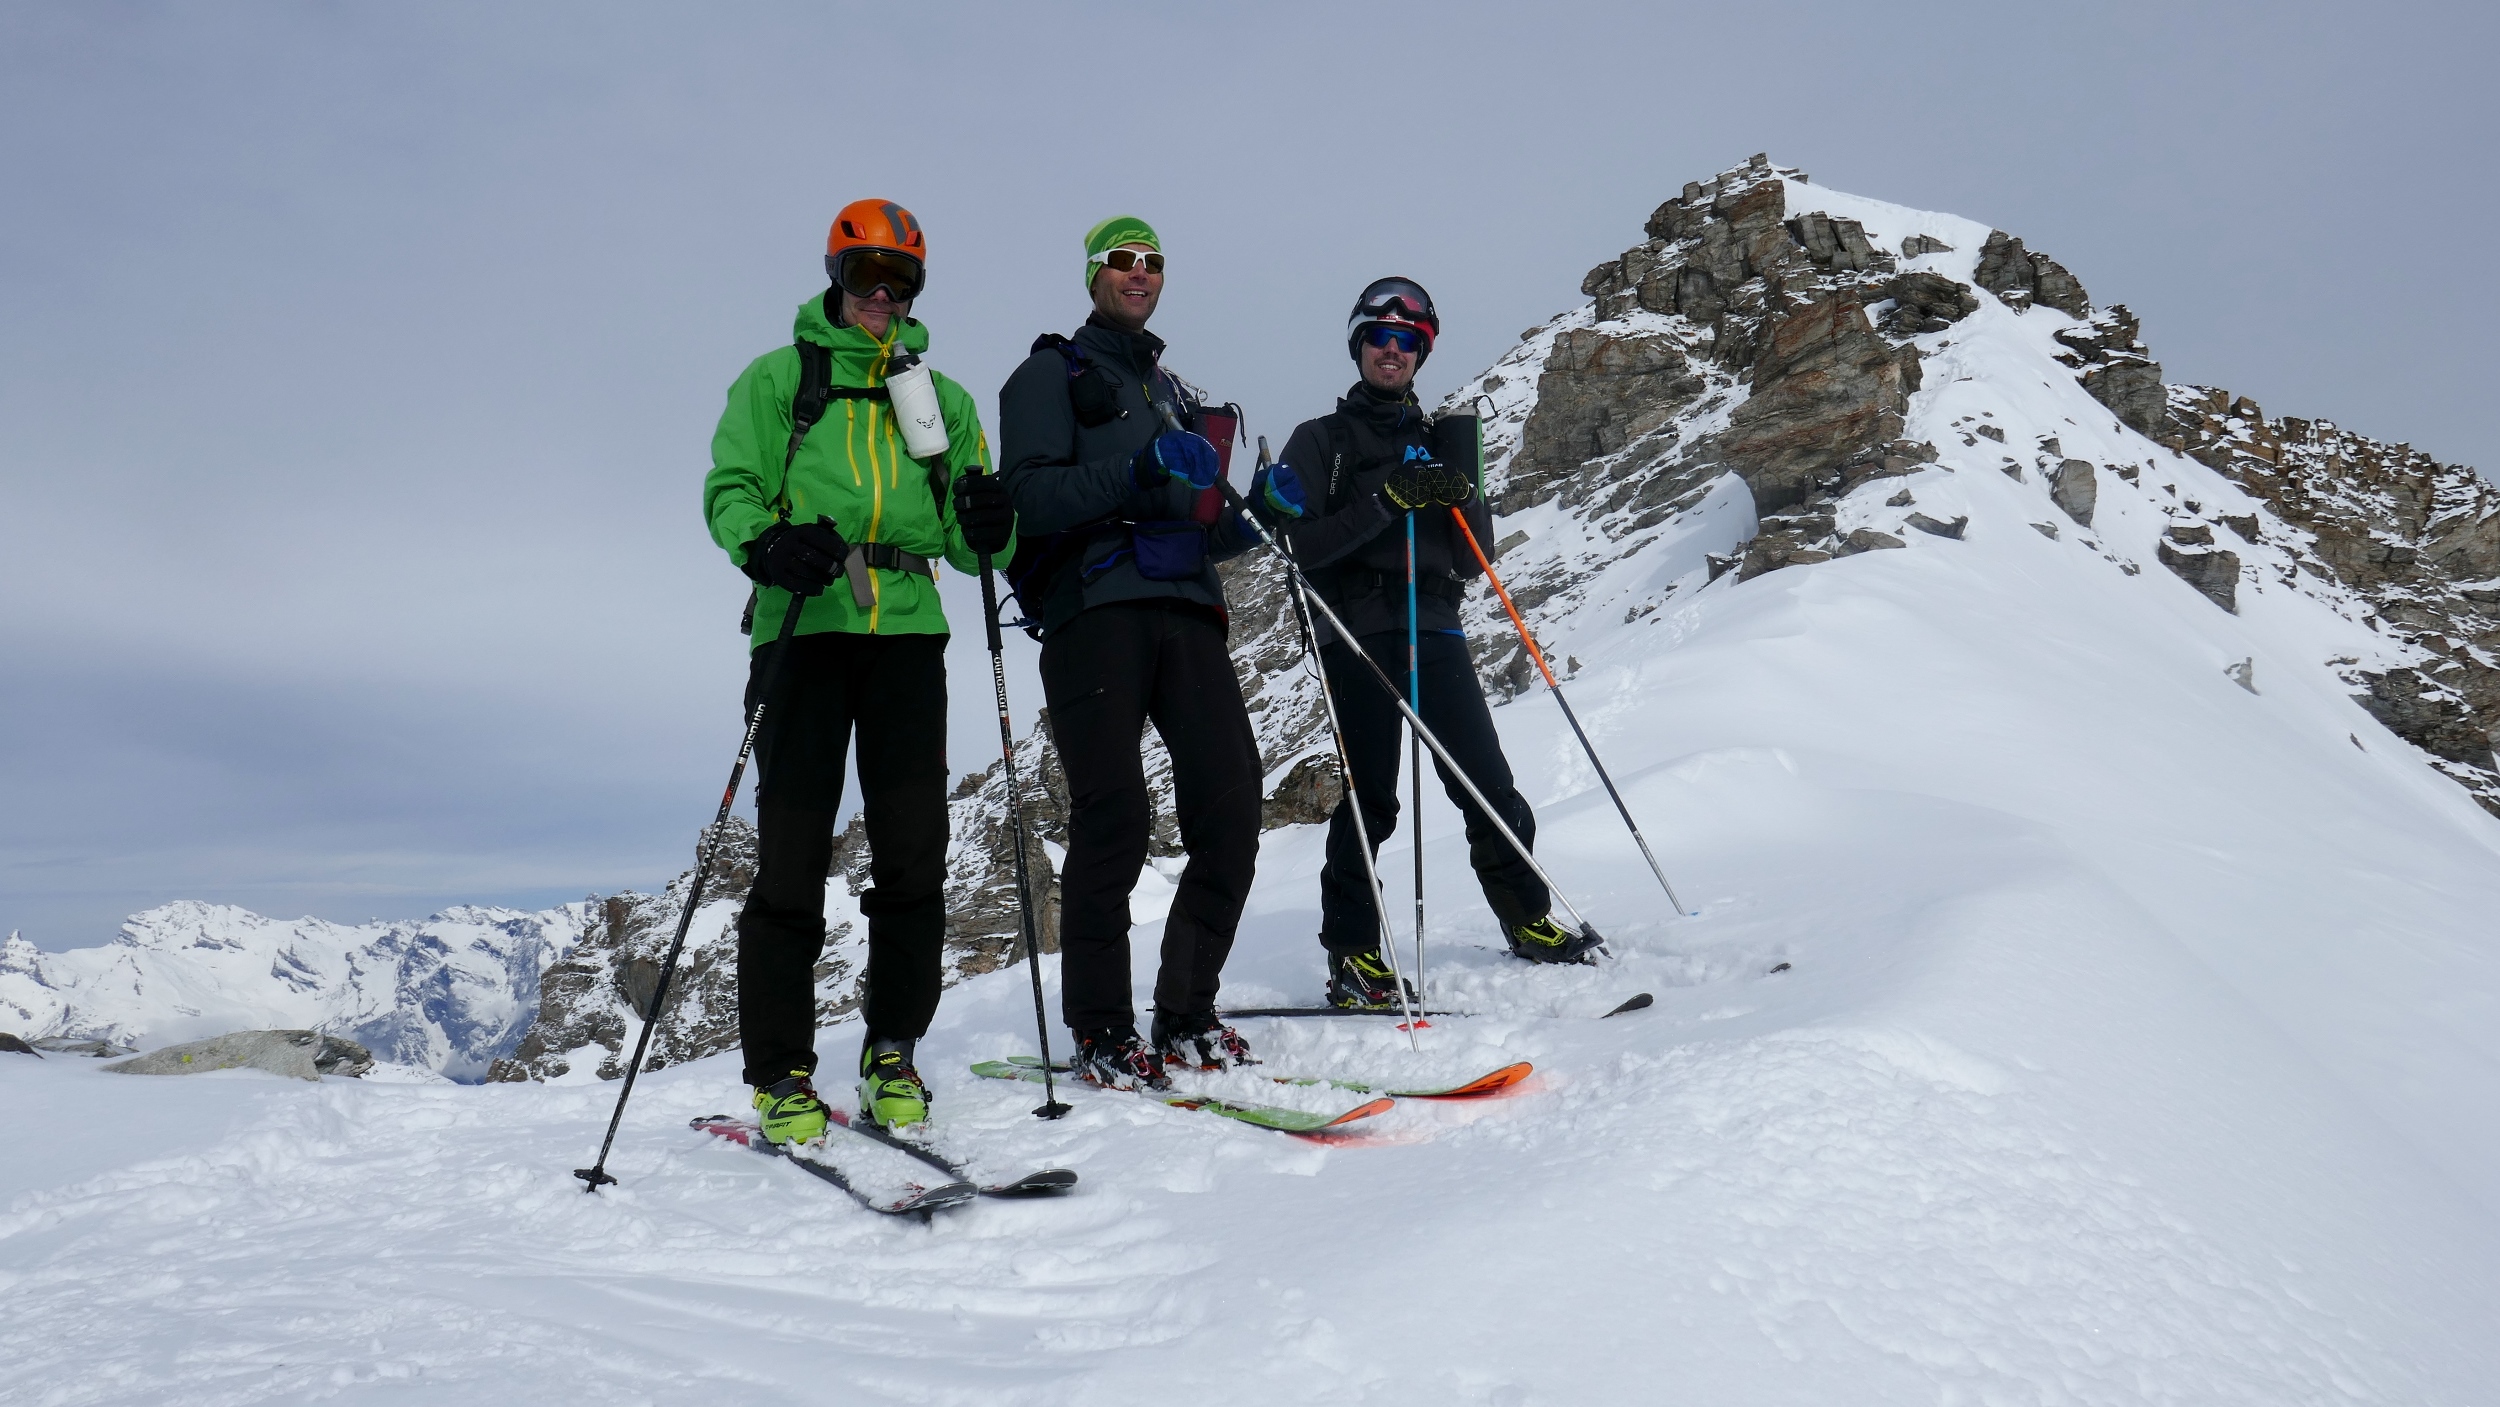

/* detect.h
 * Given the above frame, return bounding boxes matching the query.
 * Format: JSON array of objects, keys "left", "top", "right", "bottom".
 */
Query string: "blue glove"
[
  {"left": 1252, "top": 461, "right": 1308, "bottom": 519},
  {"left": 1133, "top": 430, "right": 1221, "bottom": 490}
]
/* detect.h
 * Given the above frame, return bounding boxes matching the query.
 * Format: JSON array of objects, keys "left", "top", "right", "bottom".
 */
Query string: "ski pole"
[
  {"left": 974, "top": 470, "right": 1073, "bottom": 1120},
  {"left": 1404, "top": 510, "right": 1426, "bottom": 1009},
  {"left": 1260, "top": 437, "right": 1420, "bottom": 1044},
  {"left": 1156, "top": 403, "right": 1607, "bottom": 953},
  {"left": 1450, "top": 508, "right": 1693, "bottom": 917},
  {"left": 577, "top": 589, "right": 808, "bottom": 1192}
]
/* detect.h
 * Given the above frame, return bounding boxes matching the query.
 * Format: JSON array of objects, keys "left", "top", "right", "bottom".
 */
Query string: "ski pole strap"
[{"left": 1450, "top": 509, "right": 1559, "bottom": 690}]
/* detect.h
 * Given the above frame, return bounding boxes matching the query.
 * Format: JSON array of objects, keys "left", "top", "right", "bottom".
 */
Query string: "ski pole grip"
[{"left": 978, "top": 557, "right": 1003, "bottom": 654}]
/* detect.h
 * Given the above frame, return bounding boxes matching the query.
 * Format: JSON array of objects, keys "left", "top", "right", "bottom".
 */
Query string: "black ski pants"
[
  {"left": 1039, "top": 600, "right": 1263, "bottom": 1036},
  {"left": 1318, "top": 629, "right": 1546, "bottom": 954},
  {"left": 736, "top": 630, "right": 948, "bottom": 1088}
]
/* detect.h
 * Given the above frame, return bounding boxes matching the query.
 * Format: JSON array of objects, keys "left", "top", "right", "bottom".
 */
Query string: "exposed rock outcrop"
[
  {"left": 488, "top": 818, "right": 773, "bottom": 1081},
  {"left": 1554, "top": 156, "right": 1940, "bottom": 575},
  {"left": 1973, "top": 230, "right": 2091, "bottom": 318},
  {"left": 2050, "top": 459, "right": 2098, "bottom": 527},
  {"left": 2148, "top": 386, "right": 2500, "bottom": 809},
  {"left": 105, "top": 1030, "right": 373, "bottom": 1081},
  {"left": 2053, "top": 306, "right": 2165, "bottom": 437},
  {"left": 2157, "top": 538, "right": 2241, "bottom": 613},
  {"left": 31, "top": 1036, "right": 132, "bottom": 1057},
  {"left": 1880, "top": 271, "right": 1980, "bottom": 336},
  {"left": 1554, "top": 154, "right": 2496, "bottom": 816}
]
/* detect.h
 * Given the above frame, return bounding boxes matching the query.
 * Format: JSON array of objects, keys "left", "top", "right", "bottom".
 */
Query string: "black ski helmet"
[{"left": 1347, "top": 276, "right": 1439, "bottom": 364}]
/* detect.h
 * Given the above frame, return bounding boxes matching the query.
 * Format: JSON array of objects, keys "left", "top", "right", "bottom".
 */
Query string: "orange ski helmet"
[{"left": 825, "top": 199, "right": 927, "bottom": 300}]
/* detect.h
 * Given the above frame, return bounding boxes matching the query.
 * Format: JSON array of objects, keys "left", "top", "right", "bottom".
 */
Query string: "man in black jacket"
[
  {"left": 1258, "top": 277, "right": 1599, "bottom": 1010},
  {"left": 996, "top": 215, "right": 1264, "bottom": 1087}
]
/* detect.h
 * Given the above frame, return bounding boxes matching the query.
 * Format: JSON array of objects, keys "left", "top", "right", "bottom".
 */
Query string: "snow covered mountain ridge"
[
  {"left": 10, "top": 153, "right": 2494, "bottom": 1087},
  {"left": 0, "top": 901, "right": 581, "bottom": 1079},
  {"left": 1442, "top": 153, "right": 2499, "bottom": 815}
]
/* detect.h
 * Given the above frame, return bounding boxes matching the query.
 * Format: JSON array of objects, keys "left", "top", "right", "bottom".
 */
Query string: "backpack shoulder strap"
[
  {"left": 773, "top": 340, "right": 835, "bottom": 521},
  {"left": 786, "top": 341, "right": 833, "bottom": 471},
  {"left": 1035, "top": 330, "right": 1125, "bottom": 428},
  {"left": 1321, "top": 412, "right": 1357, "bottom": 513}
]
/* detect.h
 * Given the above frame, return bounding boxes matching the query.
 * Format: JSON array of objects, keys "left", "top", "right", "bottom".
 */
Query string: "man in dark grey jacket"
[
  {"left": 996, "top": 215, "right": 1263, "bottom": 1088},
  {"left": 1257, "top": 277, "right": 1598, "bottom": 1011}
]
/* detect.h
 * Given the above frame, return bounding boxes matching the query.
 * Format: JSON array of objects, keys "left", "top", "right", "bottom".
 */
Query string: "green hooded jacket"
[{"left": 704, "top": 294, "right": 1008, "bottom": 647}]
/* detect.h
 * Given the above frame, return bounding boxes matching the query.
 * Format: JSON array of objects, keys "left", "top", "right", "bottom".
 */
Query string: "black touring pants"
[
  {"left": 736, "top": 630, "right": 948, "bottom": 1087},
  {"left": 1317, "top": 629, "right": 1546, "bottom": 954},
  {"left": 1039, "top": 601, "right": 1263, "bottom": 1035}
]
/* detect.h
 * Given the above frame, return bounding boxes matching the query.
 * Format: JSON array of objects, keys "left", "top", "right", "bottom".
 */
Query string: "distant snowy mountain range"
[
  {"left": 1, "top": 901, "right": 583, "bottom": 1079},
  {"left": 9, "top": 153, "right": 2494, "bottom": 1089}
]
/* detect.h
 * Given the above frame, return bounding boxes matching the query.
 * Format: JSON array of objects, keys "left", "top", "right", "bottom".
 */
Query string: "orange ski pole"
[{"left": 1450, "top": 509, "right": 1693, "bottom": 917}]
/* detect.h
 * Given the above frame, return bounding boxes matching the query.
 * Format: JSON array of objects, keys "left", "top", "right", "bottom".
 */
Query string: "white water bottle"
[{"left": 884, "top": 351, "right": 951, "bottom": 460}]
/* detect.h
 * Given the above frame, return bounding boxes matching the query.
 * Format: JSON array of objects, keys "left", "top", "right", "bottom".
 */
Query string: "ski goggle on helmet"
[
  {"left": 1346, "top": 276, "right": 1439, "bottom": 363},
  {"left": 825, "top": 198, "right": 927, "bottom": 301}
]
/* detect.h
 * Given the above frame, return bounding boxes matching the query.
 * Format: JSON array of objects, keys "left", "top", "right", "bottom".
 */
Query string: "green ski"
[
  {"left": 972, "top": 1060, "right": 1392, "bottom": 1134},
  {"left": 1003, "top": 1053, "right": 1531, "bottom": 1100}
]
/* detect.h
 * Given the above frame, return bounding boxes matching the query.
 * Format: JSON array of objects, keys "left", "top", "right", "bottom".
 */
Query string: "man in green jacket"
[{"left": 701, "top": 199, "right": 1016, "bottom": 1140}]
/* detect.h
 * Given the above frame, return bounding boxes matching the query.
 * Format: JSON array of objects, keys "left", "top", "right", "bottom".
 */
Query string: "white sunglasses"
[{"left": 1096, "top": 248, "right": 1166, "bottom": 274}]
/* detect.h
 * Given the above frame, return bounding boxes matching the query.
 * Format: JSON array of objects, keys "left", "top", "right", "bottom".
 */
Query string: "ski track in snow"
[{"left": 9, "top": 178, "right": 2500, "bottom": 1403}]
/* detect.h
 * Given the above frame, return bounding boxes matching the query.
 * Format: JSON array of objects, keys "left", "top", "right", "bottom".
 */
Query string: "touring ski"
[
  {"left": 1268, "top": 1060, "right": 1531, "bottom": 1099},
  {"left": 1005, "top": 1053, "right": 1530, "bottom": 1100},
  {"left": 1224, "top": 993, "right": 1654, "bottom": 1021},
  {"left": 690, "top": 1115, "right": 978, "bottom": 1215},
  {"left": 971, "top": 1060, "right": 1393, "bottom": 1134},
  {"left": 1220, "top": 1006, "right": 1463, "bottom": 1019},
  {"left": 822, "top": 1109, "right": 1078, "bottom": 1198}
]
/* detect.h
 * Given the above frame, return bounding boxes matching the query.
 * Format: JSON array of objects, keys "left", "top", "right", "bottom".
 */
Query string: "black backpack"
[{"left": 996, "top": 334, "right": 1151, "bottom": 633}]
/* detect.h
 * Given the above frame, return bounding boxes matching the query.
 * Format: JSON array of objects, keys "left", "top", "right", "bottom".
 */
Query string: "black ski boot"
[
  {"left": 1069, "top": 1028, "right": 1171, "bottom": 1091},
  {"left": 1326, "top": 948, "right": 1418, "bottom": 1011},
  {"left": 1151, "top": 1009, "right": 1257, "bottom": 1071},
  {"left": 1507, "top": 915, "right": 1603, "bottom": 965}
]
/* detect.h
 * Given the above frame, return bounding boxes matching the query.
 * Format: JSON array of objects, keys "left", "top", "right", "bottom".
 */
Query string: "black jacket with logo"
[
  {"left": 1269, "top": 382, "right": 1495, "bottom": 643},
  {"left": 997, "top": 314, "right": 1253, "bottom": 639}
]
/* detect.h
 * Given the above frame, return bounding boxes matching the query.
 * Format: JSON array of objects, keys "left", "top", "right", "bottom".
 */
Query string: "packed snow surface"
[{"left": 7, "top": 180, "right": 2500, "bottom": 1403}]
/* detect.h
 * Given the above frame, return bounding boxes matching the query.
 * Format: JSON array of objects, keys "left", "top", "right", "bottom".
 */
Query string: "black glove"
[
  {"left": 743, "top": 516, "right": 848, "bottom": 597},
  {"left": 1380, "top": 457, "right": 1475, "bottom": 512},
  {"left": 952, "top": 470, "right": 1015, "bottom": 556}
]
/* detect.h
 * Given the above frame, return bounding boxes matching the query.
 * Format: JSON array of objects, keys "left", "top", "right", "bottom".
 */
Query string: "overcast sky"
[{"left": 5, "top": 1, "right": 2492, "bottom": 949}]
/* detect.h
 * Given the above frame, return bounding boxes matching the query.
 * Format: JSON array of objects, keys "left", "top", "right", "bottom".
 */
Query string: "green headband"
[{"left": 1083, "top": 214, "right": 1161, "bottom": 290}]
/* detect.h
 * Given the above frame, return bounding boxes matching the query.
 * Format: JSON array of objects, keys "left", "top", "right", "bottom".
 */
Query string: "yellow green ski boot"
[
  {"left": 752, "top": 1071, "right": 830, "bottom": 1145},
  {"left": 1506, "top": 915, "right": 1604, "bottom": 965},
  {"left": 857, "top": 1038, "right": 930, "bottom": 1131}
]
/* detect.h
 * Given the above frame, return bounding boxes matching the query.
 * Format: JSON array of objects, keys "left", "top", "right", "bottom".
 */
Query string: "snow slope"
[
  {"left": 0, "top": 902, "right": 582, "bottom": 1080},
  {"left": 5, "top": 177, "right": 2499, "bottom": 1404}
]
